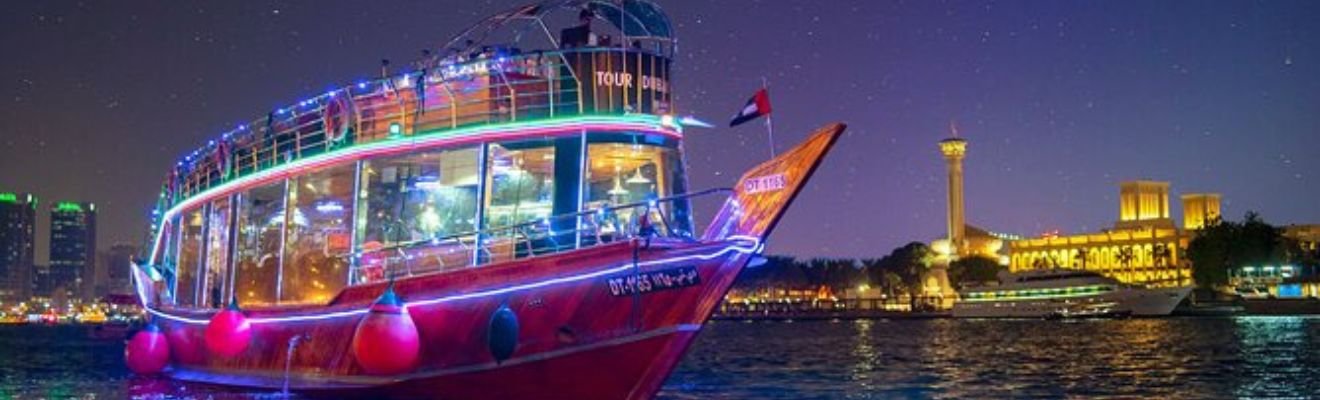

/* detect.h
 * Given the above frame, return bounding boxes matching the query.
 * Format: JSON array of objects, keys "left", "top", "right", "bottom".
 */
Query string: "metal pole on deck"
[{"left": 762, "top": 76, "right": 776, "bottom": 157}]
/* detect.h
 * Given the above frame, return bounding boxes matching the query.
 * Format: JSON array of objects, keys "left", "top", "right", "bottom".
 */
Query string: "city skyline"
[{"left": 2, "top": 1, "right": 1318, "bottom": 259}]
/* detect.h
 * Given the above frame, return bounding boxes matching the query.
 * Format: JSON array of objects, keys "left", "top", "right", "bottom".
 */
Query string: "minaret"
[{"left": 938, "top": 125, "right": 968, "bottom": 256}]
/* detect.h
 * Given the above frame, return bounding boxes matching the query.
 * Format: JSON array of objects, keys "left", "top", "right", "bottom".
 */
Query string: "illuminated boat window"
[
  {"left": 159, "top": 216, "right": 179, "bottom": 302},
  {"left": 175, "top": 208, "right": 205, "bottom": 307},
  {"left": 201, "top": 196, "right": 232, "bottom": 308},
  {"left": 584, "top": 134, "right": 689, "bottom": 236},
  {"left": 233, "top": 182, "right": 285, "bottom": 306},
  {"left": 353, "top": 147, "right": 481, "bottom": 283},
  {"left": 357, "top": 147, "right": 481, "bottom": 245},
  {"left": 281, "top": 163, "right": 356, "bottom": 305},
  {"left": 485, "top": 140, "right": 557, "bottom": 229}
]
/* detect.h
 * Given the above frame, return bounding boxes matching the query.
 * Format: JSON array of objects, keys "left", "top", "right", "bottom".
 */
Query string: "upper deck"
[
  {"left": 162, "top": 46, "right": 677, "bottom": 212},
  {"left": 144, "top": 1, "right": 703, "bottom": 308},
  {"left": 155, "top": 0, "right": 680, "bottom": 222}
]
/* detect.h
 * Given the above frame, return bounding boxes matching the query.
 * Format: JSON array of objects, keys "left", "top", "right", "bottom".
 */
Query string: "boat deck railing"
[
  {"left": 166, "top": 46, "right": 673, "bottom": 206},
  {"left": 344, "top": 188, "right": 731, "bottom": 285}
]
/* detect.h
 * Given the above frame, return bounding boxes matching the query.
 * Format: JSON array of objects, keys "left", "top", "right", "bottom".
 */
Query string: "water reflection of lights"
[
  {"left": 850, "top": 319, "right": 876, "bottom": 386},
  {"left": 1232, "top": 316, "right": 1312, "bottom": 399}
]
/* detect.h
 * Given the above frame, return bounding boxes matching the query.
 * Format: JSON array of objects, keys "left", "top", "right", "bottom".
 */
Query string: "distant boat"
[{"left": 952, "top": 269, "right": 1191, "bottom": 318}]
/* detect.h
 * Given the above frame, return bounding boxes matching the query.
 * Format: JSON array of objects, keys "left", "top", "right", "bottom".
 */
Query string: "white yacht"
[{"left": 952, "top": 269, "right": 1191, "bottom": 318}]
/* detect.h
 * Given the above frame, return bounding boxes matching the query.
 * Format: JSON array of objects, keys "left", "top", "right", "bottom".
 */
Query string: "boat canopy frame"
[{"left": 439, "top": 0, "right": 677, "bottom": 61}]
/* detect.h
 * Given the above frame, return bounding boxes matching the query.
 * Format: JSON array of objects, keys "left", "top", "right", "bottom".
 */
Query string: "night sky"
[{"left": 2, "top": 1, "right": 1317, "bottom": 262}]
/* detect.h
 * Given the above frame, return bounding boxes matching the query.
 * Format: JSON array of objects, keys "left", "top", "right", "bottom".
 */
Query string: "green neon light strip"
[
  {"left": 151, "top": 114, "right": 676, "bottom": 262},
  {"left": 962, "top": 285, "right": 1112, "bottom": 302},
  {"left": 55, "top": 202, "right": 84, "bottom": 212},
  {"left": 163, "top": 114, "right": 672, "bottom": 215},
  {"left": 0, "top": 193, "right": 15, "bottom": 203}
]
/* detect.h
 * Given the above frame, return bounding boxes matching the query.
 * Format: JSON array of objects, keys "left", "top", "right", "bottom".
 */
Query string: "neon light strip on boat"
[
  {"left": 148, "top": 115, "right": 678, "bottom": 263},
  {"left": 961, "top": 284, "right": 1112, "bottom": 303},
  {"left": 142, "top": 235, "right": 760, "bottom": 325}
]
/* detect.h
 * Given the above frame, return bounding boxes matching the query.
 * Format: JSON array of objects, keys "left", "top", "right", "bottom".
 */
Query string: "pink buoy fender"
[
  {"left": 351, "top": 283, "right": 420, "bottom": 375},
  {"left": 204, "top": 297, "right": 252, "bottom": 358},
  {"left": 125, "top": 322, "right": 171, "bottom": 375}
]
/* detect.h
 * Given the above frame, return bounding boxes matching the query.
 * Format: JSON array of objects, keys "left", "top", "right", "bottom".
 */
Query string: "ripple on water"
[
  {"left": 2, "top": 318, "right": 1319, "bottom": 399},
  {"left": 660, "top": 317, "right": 1320, "bottom": 399}
]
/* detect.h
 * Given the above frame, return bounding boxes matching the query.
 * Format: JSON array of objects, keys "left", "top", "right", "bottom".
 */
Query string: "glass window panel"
[
  {"left": 202, "top": 197, "right": 231, "bottom": 309},
  {"left": 233, "top": 182, "right": 284, "bottom": 307},
  {"left": 662, "top": 146, "right": 693, "bottom": 236},
  {"left": 358, "top": 147, "right": 480, "bottom": 245},
  {"left": 355, "top": 148, "right": 481, "bottom": 282},
  {"left": 586, "top": 143, "right": 664, "bottom": 205},
  {"left": 485, "top": 141, "right": 555, "bottom": 228},
  {"left": 584, "top": 134, "right": 690, "bottom": 236},
  {"left": 282, "top": 164, "right": 356, "bottom": 304},
  {"left": 175, "top": 208, "right": 205, "bottom": 307},
  {"left": 160, "top": 216, "right": 179, "bottom": 305}
]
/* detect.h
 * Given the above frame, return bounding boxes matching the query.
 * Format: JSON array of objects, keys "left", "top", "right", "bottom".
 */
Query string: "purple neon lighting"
[{"left": 141, "top": 236, "right": 760, "bottom": 326}]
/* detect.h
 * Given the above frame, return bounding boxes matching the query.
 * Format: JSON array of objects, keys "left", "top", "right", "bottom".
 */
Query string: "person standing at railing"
[{"left": 560, "top": 9, "right": 597, "bottom": 49}]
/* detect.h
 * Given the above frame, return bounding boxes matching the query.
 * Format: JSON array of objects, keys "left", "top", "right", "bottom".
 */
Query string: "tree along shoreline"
[{"left": 731, "top": 242, "right": 1005, "bottom": 309}]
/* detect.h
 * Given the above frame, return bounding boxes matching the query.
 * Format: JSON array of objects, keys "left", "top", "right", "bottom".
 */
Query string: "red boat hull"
[
  {"left": 141, "top": 123, "right": 845, "bottom": 399},
  {"left": 380, "top": 324, "right": 702, "bottom": 399},
  {"left": 160, "top": 239, "right": 751, "bottom": 399}
]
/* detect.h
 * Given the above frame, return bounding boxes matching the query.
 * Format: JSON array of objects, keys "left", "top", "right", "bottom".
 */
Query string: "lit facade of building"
[
  {"left": 1116, "top": 180, "right": 1173, "bottom": 229},
  {"left": 1007, "top": 181, "right": 1205, "bottom": 287},
  {"left": 1181, "top": 193, "right": 1222, "bottom": 231},
  {"left": 0, "top": 192, "right": 37, "bottom": 302},
  {"left": 49, "top": 201, "right": 96, "bottom": 302}
]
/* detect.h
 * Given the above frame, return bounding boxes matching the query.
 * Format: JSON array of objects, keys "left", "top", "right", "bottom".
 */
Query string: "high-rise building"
[
  {"left": 99, "top": 244, "right": 138, "bottom": 297},
  {"left": 0, "top": 192, "right": 37, "bottom": 302},
  {"left": 50, "top": 201, "right": 96, "bottom": 302}
]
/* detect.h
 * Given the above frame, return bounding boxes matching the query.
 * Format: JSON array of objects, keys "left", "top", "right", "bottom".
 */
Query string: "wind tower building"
[
  {"left": 1181, "top": 193, "right": 1222, "bottom": 231},
  {"left": 1007, "top": 181, "right": 1198, "bottom": 286}
]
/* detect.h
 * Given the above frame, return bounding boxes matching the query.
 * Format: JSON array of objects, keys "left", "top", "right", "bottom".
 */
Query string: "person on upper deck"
[{"left": 560, "top": 9, "right": 597, "bottom": 48}]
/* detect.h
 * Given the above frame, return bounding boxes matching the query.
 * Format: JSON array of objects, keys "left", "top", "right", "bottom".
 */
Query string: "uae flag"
[{"left": 729, "top": 88, "right": 772, "bottom": 127}]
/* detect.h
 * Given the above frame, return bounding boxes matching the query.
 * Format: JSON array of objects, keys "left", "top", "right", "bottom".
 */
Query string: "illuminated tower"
[
  {"left": 920, "top": 127, "right": 967, "bottom": 310},
  {"left": 1114, "top": 180, "right": 1174, "bottom": 230},
  {"left": 1181, "top": 193, "right": 1221, "bottom": 231},
  {"left": 938, "top": 135, "right": 968, "bottom": 255}
]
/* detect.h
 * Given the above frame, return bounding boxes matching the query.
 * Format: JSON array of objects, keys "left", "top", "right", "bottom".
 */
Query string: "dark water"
[{"left": 2, "top": 317, "right": 1318, "bottom": 399}]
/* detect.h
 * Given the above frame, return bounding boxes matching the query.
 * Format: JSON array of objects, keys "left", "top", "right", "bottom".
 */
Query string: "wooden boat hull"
[
  {"left": 157, "top": 239, "right": 751, "bottom": 398},
  {"left": 139, "top": 123, "right": 846, "bottom": 399}
]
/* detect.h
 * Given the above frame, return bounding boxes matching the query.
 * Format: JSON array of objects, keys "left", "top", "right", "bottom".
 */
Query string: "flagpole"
[{"left": 762, "top": 76, "right": 776, "bottom": 157}]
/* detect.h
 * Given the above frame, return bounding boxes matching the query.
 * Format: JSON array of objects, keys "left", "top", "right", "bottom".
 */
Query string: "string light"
[
  {"left": 148, "top": 116, "right": 676, "bottom": 263},
  {"left": 140, "top": 237, "right": 759, "bottom": 325}
]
